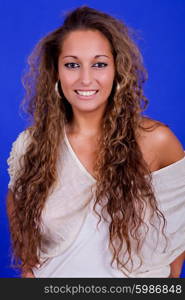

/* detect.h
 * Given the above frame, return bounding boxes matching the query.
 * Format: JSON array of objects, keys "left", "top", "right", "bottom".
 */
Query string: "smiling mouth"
[{"left": 75, "top": 90, "right": 99, "bottom": 96}]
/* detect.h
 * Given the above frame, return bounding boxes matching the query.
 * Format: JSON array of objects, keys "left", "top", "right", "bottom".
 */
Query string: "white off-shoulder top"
[{"left": 7, "top": 129, "right": 185, "bottom": 278}]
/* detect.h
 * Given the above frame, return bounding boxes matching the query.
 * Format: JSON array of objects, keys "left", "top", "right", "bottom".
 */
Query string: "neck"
[{"left": 67, "top": 109, "right": 104, "bottom": 137}]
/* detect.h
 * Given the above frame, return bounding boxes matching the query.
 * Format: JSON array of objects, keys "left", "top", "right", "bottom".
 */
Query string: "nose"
[{"left": 80, "top": 66, "right": 93, "bottom": 86}]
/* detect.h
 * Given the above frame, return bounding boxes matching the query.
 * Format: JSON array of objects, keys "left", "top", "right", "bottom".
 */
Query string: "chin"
[{"left": 75, "top": 102, "right": 106, "bottom": 113}]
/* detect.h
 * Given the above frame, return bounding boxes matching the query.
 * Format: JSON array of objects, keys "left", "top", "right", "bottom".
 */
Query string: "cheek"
[
  {"left": 59, "top": 72, "right": 77, "bottom": 90},
  {"left": 100, "top": 72, "right": 115, "bottom": 90}
]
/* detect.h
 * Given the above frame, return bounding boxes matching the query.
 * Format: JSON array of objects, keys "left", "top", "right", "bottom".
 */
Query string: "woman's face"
[{"left": 58, "top": 29, "right": 115, "bottom": 115}]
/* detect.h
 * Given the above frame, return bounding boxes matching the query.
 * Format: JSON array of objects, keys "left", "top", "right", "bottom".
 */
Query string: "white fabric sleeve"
[
  {"left": 7, "top": 130, "right": 31, "bottom": 191},
  {"left": 152, "top": 156, "right": 185, "bottom": 263}
]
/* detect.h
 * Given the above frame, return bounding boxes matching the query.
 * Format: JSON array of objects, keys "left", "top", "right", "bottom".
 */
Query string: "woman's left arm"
[
  {"left": 170, "top": 251, "right": 185, "bottom": 278},
  {"left": 155, "top": 125, "right": 185, "bottom": 169},
  {"left": 156, "top": 126, "right": 185, "bottom": 278}
]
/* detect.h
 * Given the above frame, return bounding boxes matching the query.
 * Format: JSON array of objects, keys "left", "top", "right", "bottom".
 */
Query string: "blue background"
[{"left": 0, "top": 0, "right": 184, "bottom": 277}]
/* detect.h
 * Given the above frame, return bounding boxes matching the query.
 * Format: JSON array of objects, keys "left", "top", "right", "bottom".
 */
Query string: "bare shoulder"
[{"left": 137, "top": 117, "right": 185, "bottom": 170}]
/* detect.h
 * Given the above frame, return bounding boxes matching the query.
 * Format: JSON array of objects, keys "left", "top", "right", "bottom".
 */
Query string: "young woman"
[{"left": 7, "top": 6, "right": 185, "bottom": 278}]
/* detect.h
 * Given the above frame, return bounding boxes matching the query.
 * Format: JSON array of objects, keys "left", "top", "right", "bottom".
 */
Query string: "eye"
[
  {"left": 64, "top": 63, "right": 79, "bottom": 69},
  {"left": 92, "top": 62, "right": 108, "bottom": 68}
]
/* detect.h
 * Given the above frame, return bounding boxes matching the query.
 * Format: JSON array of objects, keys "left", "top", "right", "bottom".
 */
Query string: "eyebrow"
[{"left": 62, "top": 55, "right": 110, "bottom": 59}]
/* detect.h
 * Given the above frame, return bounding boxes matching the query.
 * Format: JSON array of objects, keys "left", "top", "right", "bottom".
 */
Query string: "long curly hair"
[{"left": 8, "top": 6, "right": 166, "bottom": 274}]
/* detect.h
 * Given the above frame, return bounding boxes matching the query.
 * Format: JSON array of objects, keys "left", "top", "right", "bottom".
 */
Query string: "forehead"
[{"left": 60, "top": 30, "right": 113, "bottom": 56}]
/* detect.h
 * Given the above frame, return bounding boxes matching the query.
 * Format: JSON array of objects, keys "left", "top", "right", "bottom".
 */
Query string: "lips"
[{"left": 75, "top": 90, "right": 98, "bottom": 96}]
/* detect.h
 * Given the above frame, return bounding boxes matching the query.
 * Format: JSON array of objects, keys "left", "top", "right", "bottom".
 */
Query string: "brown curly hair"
[{"left": 8, "top": 5, "right": 166, "bottom": 275}]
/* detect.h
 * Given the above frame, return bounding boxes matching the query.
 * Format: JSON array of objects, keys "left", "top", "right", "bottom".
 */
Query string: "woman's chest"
[{"left": 66, "top": 134, "right": 98, "bottom": 178}]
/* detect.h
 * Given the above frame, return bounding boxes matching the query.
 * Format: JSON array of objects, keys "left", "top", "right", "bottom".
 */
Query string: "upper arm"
[
  {"left": 154, "top": 126, "right": 185, "bottom": 168},
  {"left": 170, "top": 251, "right": 185, "bottom": 278},
  {"left": 7, "top": 130, "right": 31, "bottom": 191},
  {"left": 138, "top": 118, "right": 184, "bottom": 171}
]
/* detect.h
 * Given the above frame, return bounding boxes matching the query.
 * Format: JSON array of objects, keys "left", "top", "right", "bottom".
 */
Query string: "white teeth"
[{"left": 76, "top": 90, "right": 97, "bottom": 96}]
